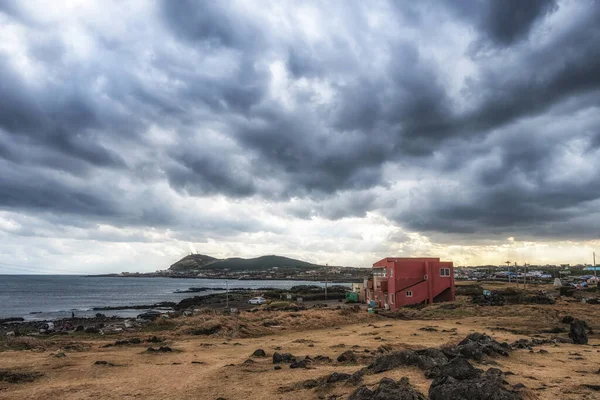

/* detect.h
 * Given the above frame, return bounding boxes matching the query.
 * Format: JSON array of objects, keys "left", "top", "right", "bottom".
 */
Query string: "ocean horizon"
[{"left": 0, "top": 275, "right": 349, "bottom": 321}]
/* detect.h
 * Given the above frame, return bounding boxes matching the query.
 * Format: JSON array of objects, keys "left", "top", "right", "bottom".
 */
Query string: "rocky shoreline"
[{"left": 0, "top": 285, "right": 350, "bottom": 336}]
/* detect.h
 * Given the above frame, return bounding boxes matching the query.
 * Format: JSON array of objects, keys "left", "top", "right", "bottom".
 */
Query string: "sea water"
[{"left": 0, "top": 275, "right": 348, "bottom": 320}]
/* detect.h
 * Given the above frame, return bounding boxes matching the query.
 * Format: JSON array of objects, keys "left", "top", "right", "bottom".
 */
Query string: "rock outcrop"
[
  {"left": 569, "top": 319, "right": 589, "bottom": 345},
  {"left": 429, "top": 364, "right": 521, "bottom": 400},
  {"left": 349, "top": 377, "right": 426, "bottom": 400}
]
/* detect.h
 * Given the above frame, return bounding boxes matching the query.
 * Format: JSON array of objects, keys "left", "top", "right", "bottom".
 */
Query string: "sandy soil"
[{"left": 1, "top": 284, "right": 599, "bottom": 400}]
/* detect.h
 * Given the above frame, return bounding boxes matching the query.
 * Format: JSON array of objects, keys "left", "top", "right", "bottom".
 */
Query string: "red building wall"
[{"left": 371, "top": 257, "right": 454, "bottom": 311}]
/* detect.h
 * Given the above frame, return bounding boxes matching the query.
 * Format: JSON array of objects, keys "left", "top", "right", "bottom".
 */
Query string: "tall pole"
[
  {"left": 226, "top": 280, "right": 229, "bottom": 310},
  {"left": 594, "top": 252, "right": 597, "bottom": 278},
  {"left": 325, "top": 263, "right": 328, "bottom": 300},
  {"left": 505, "top": 261, "right": 511, "bottom": 283},
  {"left": 514, "top": 262, "right": 517, "bottom": 285}
]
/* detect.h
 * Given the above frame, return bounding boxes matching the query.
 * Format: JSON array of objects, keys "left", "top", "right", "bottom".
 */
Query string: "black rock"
[
  {"left": 145, "top": 346, "right": 172, "bottom": 353},
  {"left": 429, "top": 366, "right": 521, "bottom": 400},
  {"left": 290, "top": 360, "right": 308, "bottom": 369},
  {"left": 273, "top": 352, "right": 296, "bottom": 364},
  {"left": 425, "top": 357, "right": 482, "bottom": 380},
  {"left": 369, "top": 348, "right": 448, "bottom": 373},
  {"left": 337, "top": 350, "right": 357, "bottom": 363},
  {"left": 560, "top": 286, "right": 576, "bottom": 297},
  {"left": 94, "top": 361, "right": 116, "bottom": 366},
  {"left": 326, "top": 372, "right": 352, "bottom": 383},
  {"left": 451, "top": 333, "right": 510, "bottom": 361},
  {"left": 252, "top": 349, "right": 267, "bottom": 357},
  {"left": 569, "top": 319, "right": 589, "bottom": 345},
  {"left": 0, "top": 317, "right": 25, "bottom": 324},
  {"left": 301, "top": 379, "right": 319, "bottom": 389},
  {"left": 347, "top": 369, "right": 365, "bottom": 386},
  {"left": 349, "top": 377, "right": 426, "bottom": 400}
]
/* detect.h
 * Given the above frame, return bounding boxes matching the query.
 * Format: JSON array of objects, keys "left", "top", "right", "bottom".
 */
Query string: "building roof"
[{"left": 374, "top": 257, "right": 441, "bottom": 264}]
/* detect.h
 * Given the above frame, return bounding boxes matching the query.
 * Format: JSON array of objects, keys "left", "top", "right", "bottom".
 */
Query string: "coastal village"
[{"left": 115, "top": 252, "right": 600, "bottom": 285}]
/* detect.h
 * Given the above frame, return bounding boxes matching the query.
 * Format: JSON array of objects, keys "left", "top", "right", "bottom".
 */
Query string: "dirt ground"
[{"left": 1, "top": 283, "right": 599, "bottom": 400}]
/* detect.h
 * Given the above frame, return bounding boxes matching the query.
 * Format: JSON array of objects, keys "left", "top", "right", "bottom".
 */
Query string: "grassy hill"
[
  {"left": 169, "top": 254, "right": 324, "bottom": 272},
  {"left": 169, "top": 254, "right": 219, "bottom": 271}
]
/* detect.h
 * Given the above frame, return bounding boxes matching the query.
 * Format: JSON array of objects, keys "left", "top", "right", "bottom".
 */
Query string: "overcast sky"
[{"left": 1, "top": 0, "right": 599, "bottom": 274}]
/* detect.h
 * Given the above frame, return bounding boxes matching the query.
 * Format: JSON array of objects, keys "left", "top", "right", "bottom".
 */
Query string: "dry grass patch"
[
  {"left": 166, "top": 308, "right": 381, "bottom": 339},
  {"left": 0, "top": 336, "right": 49, "bottom": 352}
]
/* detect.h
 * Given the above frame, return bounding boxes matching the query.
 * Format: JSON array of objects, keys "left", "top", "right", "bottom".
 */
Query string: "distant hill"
[{"left": 169, "top": 254, "right": 325, "bottom": 272}]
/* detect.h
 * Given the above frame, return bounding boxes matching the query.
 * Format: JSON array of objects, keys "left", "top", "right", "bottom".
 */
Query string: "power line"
[
  {"left": 0, "top": 261, "right": 89, "bottom": 275},
  {"left": 0, "top": 261, "right": 78, "bottom": 273}
]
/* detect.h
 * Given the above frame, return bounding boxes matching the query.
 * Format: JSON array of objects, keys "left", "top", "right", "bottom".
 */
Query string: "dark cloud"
[
  {"left": 165, "top": 150, "right": 257, "bottom": 198},
  {"left": 442, "top": 0, "right": 559, "bottom": 47},
  {"left": 0, "top": 0, "right": 599, "bottom": 246},
  {"left": 0, "top": 0, "right": 23, "bottom": 20},
  {"left": 0, "top": 165, "right": 120, "bottom": 219},
  {"left": 0, "top": 60, "right": 127, "bottom": 170},
  {"left": 479, "top": 0, "right": 559, "bottom": 46},
  {"left": 158, "top": 0, "right": 262, "bottom": 49},
  {"left": 392, "top": 114, "right": 600, "bottom": 240}
]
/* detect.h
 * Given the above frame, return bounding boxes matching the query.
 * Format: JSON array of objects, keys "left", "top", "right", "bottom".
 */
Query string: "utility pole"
[
  {"left": 505, "top": 261, "right": 511, "bottom": 283},
  {"left": 325, "top": 263, "right": 328, "bottom": 300},
  {"left": 524, "top": 263, "right": 528, "bottom": 289},
  {"left": 594, "top": 252, "right": 597, "bottom": 278},
  {"left": 226, "top": 279, "right": 229, "bottom": 310}
]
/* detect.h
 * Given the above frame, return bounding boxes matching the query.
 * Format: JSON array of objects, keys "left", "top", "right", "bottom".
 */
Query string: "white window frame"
[
  {"left": 440, "top": 268, "right": 450, "bottom": 277},
  {"left": 389, "top": 268, "right": 393, "bottom": 277},
  {"left": 389, "top": 293, "right": 394, "bottom": 304},
  {"left": 406, "top": 290, "right": 413, "bottom": 297}
]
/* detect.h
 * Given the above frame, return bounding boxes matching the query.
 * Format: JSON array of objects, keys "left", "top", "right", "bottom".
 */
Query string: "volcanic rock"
[
  {"left": 337, "top": 350, "right": 357, "bottom": 363},
  {"left": 569, "top": 319, "right": 589, "bottom": 345},
  {"left": 349, "top": 377, "right": 426, "bottom": 400},
  {"left": 273, "top": 352, "right": 296, "bottom": 363}
]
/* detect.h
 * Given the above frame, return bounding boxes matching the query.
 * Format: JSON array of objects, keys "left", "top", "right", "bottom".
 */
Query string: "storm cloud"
[{"left": 0, "top": 0, "right": 599, "bottom": 271}]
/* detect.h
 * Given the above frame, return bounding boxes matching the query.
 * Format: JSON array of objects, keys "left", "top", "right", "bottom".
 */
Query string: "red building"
[{"left": 368, "top": 257, "right": 455, "bottom": 311}]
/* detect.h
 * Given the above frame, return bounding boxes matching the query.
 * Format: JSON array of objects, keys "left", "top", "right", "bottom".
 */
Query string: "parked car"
[
  {"left": 39, "top": 322, "right": 55, "bottom": 334},
  {"left": 137, "top": 310, "right": 161, "bottom": 320},
  {"left": 248, "top": 297, "right": 267, "bottom": 305}
]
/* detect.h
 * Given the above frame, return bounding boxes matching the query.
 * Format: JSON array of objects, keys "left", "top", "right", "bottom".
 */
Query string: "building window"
[
  {"left": 389, "top": 293, "right": 394, "bottom": 304},
  {"left": 373, "top": 268, "right": 386, "bottom": 278},
  {"left": 406, "top": 290, "right": 413, "bottom": 297},
  {"left": 440, "top": 268, "right": 450, "bottom": 277}
]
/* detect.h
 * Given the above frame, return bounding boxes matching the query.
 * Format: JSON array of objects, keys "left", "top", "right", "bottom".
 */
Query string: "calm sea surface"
[{"left": 0, "top": 275, "right": 348, "bottom": 321}]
